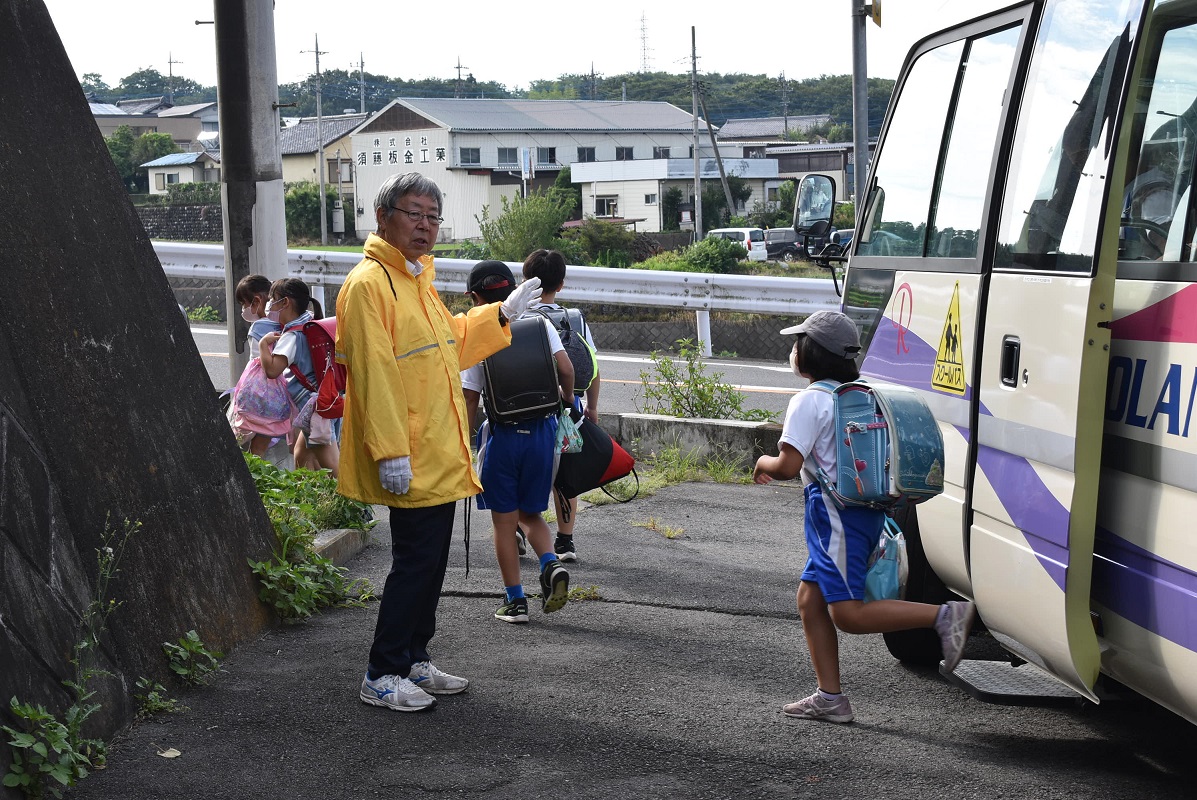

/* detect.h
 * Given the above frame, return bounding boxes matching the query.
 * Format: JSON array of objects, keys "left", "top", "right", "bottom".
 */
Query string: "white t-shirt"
[
  {"left": 778, "top": 384, "right": 839, "bottom": 485},
  {"left": 461, "top": 316, "right": 564, "bottom": 394}
]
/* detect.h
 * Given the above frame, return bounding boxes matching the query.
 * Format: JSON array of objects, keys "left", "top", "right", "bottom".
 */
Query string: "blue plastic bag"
[{"left": 864, "top": 518, "right": 908, "bottom": 602}]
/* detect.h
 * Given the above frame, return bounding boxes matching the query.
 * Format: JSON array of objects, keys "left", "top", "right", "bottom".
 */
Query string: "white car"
[{"left": 706, "top": 227, "right": 768, "bottom": 262}]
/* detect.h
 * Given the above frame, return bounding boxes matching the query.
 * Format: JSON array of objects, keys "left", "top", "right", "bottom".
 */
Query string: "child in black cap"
[{"left": 460, "top": 261, "right": 575, "bottom": 623}]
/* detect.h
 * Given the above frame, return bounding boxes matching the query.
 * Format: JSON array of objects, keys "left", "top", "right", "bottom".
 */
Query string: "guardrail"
[{"left": 154, "top": 241, "right": 840, "bottom": 356}]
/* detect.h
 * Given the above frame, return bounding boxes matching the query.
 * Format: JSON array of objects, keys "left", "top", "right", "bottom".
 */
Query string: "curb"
[{"left": 313, "top": 527, "right": 373, "bottom": 566}]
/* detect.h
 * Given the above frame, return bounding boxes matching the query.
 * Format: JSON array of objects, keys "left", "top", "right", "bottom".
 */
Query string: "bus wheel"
[{"left": 883, "top": 504, "right": 954, "bottom": 667}]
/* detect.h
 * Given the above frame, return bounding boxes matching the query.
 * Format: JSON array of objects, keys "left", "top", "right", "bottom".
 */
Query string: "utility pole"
[
  {"left": 851, "top": 1, "right": 872, "bottom": 205},
  {"left": 454, "top": 57, "right": 468, "bottom": 98},
  {"left": 698, "top": 90, "right": 736, "bottom": 219},
  {"left": 302, "top": 36, "right": 329, "bottom": 244},
  {"left": 691, "top": 27, "right": 702, "bottom": 240},
  {"left": 213, "top": 0, "right": 287, "bottom": 382},
  {"left": 780, "top": 72, "right": 789, "bottom": 138},
  {"left": 353, "top": 53, "right": 365, "bottom": 112},
  {"left": 167, "top": 52, "right": 183, "bottom": 104},
  {"left": 589, "top": 63, "right": 599, "bottom": 101}
]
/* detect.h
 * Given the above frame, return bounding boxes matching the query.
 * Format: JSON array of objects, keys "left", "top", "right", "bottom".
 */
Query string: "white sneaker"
[
  {"left": 359, "top": 673, "right": 436, "bottom": 711},
  {"left": 935, "top": 601, "right": 977, "bottom": 673},
  {"left": 408, "top": 661, "right": 469, "bottom": 695}
]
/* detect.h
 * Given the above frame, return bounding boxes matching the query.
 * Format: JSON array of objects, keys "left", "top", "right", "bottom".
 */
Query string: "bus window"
[
  {"left": 994, "top": 0, "right": 1140, "bottom": 273},
  {"left": 1120, "top": 10, "right": 1197, "bottom": 262},
  {"left": 857, "top": 39, "right": 964, "bottom": 258},
  {"left": 927, "top": 26, "right": 1022, "bottom": 260}
]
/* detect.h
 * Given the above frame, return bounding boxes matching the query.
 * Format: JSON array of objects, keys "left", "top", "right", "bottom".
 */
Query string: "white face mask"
[
  {"left": 789, "top": 344, "right": 803, "bottom": 378},
  {"left": 241, "top": 306, "right": 258, "bottom": 324}
]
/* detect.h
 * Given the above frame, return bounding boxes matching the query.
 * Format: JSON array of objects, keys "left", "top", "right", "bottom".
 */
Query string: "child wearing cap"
[
  {"left": 460, "top": 260, "right": 574, "bottom": 624},
  {"left": 752, "top": 310, "right": 976, "bottom": 723}
]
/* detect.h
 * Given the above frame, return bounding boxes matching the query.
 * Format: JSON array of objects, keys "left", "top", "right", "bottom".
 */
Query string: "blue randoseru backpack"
[{"left": 808, "top": 379, "right": 945, "bottom": 510}]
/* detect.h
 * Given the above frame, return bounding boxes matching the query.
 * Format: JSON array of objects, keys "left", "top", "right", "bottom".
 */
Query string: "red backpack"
[{"left": 286, "top": 317, "right": 347, "bottom": 419}]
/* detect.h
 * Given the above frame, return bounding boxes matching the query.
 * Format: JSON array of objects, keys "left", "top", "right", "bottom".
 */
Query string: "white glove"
[
  {"left": 379, "top": 456, "right": 412, "bottom": 495},
  {"left": 500, "top": 276, "right": 543, "bottom": 321}
]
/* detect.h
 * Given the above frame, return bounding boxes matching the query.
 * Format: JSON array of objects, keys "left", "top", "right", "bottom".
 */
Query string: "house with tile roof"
[
  {"left": 349, "top": 98, "right": 709, "bottom": 241},
  {"left": 279, "top": 112, "right": 368, "bottom": 211},
  {"left": 716, "top": 115, "right": 832, "bottom": 142},
  {"left": 90, "top": 101, "right": 219, "bottom": 152},
  {"left": 140, "top": 151, "right": 221, "bottom": 195}
]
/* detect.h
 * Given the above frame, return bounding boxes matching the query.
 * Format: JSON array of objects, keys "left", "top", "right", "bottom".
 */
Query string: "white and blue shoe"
[
  {"left": 359, "top": 673, "right": 436, "bottom": 711},
  {"left": 408, "top": 661, "right": 469, "bottom": 695}
]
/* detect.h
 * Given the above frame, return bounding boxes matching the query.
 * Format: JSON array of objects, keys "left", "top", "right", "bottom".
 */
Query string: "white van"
[
  {"left": 706, "top": 227, "right": 768, "bottom": 262},
  {"left": 799, "top": 0, "right": 1197, "bottom": 725}
]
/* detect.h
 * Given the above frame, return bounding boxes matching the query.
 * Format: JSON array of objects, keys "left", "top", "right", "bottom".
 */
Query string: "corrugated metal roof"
[
  {"left": 157, "top": 102, "right": 217, "bottom": 118},
  {"left": 139, "top": 152, "right": 212, "bottom": 167},
  {"left": 718, "top": 115, "right": 831, "bottom": 139},
  {"left": 280, "top": 113, "right": 368, "bottom": 155},
  {"left": 390, "top": 98, "right": 699, "bottom": 132}
]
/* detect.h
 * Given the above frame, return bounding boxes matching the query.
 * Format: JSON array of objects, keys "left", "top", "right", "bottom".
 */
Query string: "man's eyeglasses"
[{"left": 390, "top": 206, "right": 444, "bottom": 225}]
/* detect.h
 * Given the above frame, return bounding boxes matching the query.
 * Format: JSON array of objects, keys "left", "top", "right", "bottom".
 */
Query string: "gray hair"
[{"left": 374, "top": 173, "right": 443, "bottom": 214}]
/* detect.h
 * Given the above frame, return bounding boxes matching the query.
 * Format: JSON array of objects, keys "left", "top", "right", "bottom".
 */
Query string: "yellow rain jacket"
[{"left": 334, "top": 234, "right": 511, "bottom": 507}]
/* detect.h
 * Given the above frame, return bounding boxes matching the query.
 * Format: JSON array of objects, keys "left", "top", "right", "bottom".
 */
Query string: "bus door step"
[{"left": 942, "top": 659, "right": 1088, "bottom": 707}]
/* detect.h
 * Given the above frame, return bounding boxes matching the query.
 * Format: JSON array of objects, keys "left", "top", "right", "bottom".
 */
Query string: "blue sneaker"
[{"left": 359, "top": 673, "right": 435, "bottom": 712}]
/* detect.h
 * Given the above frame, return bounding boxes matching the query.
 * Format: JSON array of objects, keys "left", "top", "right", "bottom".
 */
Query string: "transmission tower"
[{"left": 640, "top": 13, "right": 652, "bottom": 72}]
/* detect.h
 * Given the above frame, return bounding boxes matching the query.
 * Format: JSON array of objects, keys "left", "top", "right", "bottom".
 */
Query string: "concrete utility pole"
[
  {"left": 851, "top": 1, "right": 871, "bottom": 205},
  {"left": 302, "top": 36, "right": 329, "bottom": 245},
  {"left": 356, "top": 53, "right": 365, "bottom": 112},
  {"left": 167, "top": 52, "right": 183, "bottom": 104},
  {"left": 698, "top": 91, "right": 736, "bottom": 219},
  {"left": 213, "top": 0, "right": 287, "bottom": 383},
  {"left": 691, "top": 27, "right": 702, "bottom": 239},
  {"left": 454, "top": 57, "right": 468, "bottom": 98}
]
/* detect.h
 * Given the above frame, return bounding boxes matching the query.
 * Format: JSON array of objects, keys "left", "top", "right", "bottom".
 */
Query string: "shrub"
[
  {"left": 639, "top": 338, "right": 775, "bottom": 422},
  {"left": 634, "top": 251, "right": 690, "bottom": 271},
  {"left": 167, "top": 182, "right": 221, "bottom": 206},
  {"left": 284, "top": 181, "right": 341, "bottom": 241},
  {"left": 562, "top": 218, "right": 636, "bottom": 265},
  {"left": 476, "top": 192, "right": 572, "bottom": 262},
  {"left": 685, "top": 236, "right": 746, "bottom": 273}
]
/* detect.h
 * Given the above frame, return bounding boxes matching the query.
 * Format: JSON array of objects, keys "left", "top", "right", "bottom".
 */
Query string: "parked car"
[
  {"left": 764, "top": 228, "right": 803, "bottom": 261},
  {"left": 706, "top": 227, "right": 768, "bottom": 262}
]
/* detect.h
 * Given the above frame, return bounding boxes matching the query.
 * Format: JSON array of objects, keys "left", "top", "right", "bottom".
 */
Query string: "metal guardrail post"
[{"left": 696, "top": 310, "right": 712, "bottom": 357}]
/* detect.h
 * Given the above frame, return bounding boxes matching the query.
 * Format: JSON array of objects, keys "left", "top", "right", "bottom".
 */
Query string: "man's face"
[{"left": 376, "top": 192, "right": 440, "bottom": 261}]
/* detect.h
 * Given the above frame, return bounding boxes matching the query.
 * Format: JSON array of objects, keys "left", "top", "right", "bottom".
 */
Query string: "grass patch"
[
  {"left": 579, "top": 439, "right": 752, "bottom": 508},
  {"left": 632, "top": 517, "right": 685, "bottom": 539},
  {"left": 568, "top": 585, "right": 603, "bottom": 601}
]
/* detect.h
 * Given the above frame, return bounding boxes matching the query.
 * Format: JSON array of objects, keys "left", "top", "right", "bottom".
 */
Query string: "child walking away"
[
  {"left": 460, "top": 261, "right": 574, "bottom": 624},
  {"left": 228, "top": 275, "right": 288, "bottom": 456},
  {"left": 258, "top": 278, "right": 340, "bottom": 477},
  {"left": 753, "top": 310, "right": 975, "bottom": 723},
  {"left": 521, "top": 249, "right": 600, "bottom": 563}
]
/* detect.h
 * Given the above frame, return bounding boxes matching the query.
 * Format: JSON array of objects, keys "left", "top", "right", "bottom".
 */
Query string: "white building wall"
[{"left": 352, "top": 124, "right": 696, "bottom": 240}]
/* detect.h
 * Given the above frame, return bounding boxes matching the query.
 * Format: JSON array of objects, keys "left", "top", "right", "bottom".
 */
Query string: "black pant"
[{"left": 367, "top": 502, "right": 456, "bottom": 678}]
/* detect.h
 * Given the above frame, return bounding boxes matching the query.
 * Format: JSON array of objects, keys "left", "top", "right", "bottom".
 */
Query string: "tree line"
[{"left": 82, "top": 67, "right": 894, "bottom": 136}]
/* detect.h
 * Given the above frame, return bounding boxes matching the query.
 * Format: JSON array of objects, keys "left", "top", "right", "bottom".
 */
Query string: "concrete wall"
[{"left": 0, "top": 2, "right": 278, "bottom": 778}]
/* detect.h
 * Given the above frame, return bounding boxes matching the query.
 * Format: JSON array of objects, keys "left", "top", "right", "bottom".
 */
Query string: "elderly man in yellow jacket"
[{"left": 336, "top": 172, "right": 542, "bottom": 712}]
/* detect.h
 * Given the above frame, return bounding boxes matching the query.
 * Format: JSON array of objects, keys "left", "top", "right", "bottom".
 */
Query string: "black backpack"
[
  {"left": 481, "top": 317, "right": 560, "bottom": 424},
  {"left": 533, "top": 307, "right": 597, "bottom": 394}
]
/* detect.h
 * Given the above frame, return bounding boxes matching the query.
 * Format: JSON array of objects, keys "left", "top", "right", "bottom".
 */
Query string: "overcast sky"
[{"left": 46, "top": 0, "right": 961, "bottom": 94}]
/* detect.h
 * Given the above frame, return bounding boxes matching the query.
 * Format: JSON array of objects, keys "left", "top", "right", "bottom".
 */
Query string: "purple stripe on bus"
[{"left": 1094, "top": 528, "right": 1197, "bottom": 653}]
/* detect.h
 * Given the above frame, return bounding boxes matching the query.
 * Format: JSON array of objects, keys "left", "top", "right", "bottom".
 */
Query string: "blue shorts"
[
  {"left": 475, "top": 415, "right": 557, "bottom": 514},
  {"left": 800, "top": 482, "right": 885, "bottom": 603}
]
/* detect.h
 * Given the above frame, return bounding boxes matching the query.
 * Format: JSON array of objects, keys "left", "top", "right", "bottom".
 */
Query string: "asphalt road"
[{"left": 72, "top": 482, "right": 1196, "bottom": 800}]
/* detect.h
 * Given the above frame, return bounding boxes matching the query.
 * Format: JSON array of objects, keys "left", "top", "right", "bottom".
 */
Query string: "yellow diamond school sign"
[{"left": 932, "top": 282, "right": 966, "bottom": 395}]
